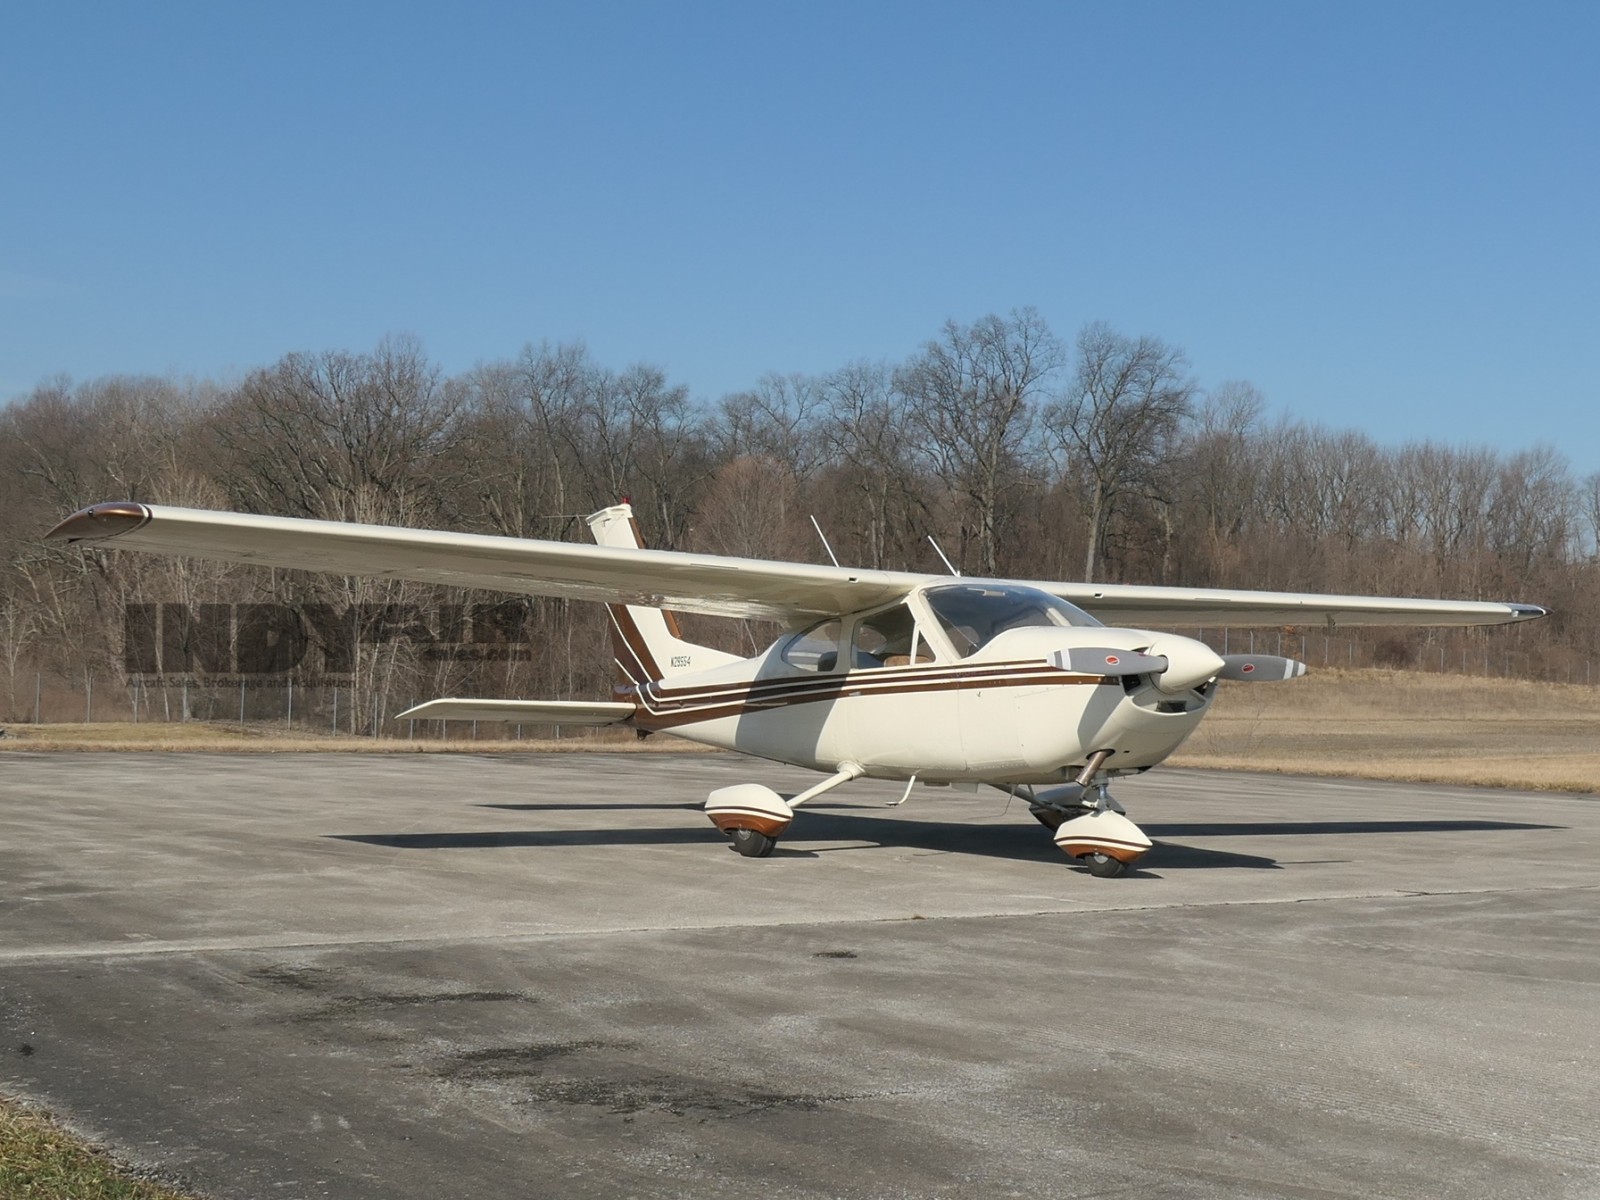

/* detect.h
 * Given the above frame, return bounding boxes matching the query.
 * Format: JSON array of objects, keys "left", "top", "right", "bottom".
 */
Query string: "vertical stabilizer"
[{"left": 586, "top": 503, "right": 740, "bottom": 682}]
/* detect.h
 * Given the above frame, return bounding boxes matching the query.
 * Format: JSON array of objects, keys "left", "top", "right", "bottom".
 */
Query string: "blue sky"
[{"left": 3, "top": 2, "right": 1595, "bottom": 471}]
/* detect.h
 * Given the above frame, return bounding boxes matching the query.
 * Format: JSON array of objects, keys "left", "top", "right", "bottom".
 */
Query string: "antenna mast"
[
  {"left": 927, "top": 535, "right": 960, "bottom": 576},
  {"left": 810, "top": 515, "right": 841, "bottom": 567}
]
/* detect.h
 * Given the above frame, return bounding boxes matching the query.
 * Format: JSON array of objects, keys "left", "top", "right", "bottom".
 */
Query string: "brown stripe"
[
  {"left": 606, "top": 604, "right": 662, "bottom": 682},
  {"left": 622, "top": 510, "right": 687, "bottom": 639},
  {"left": 634, "top": 670, "right": 1117, "bottom": 731},
  {"left": 1058, "top": 840, "right": 1150, "bottom": 863},
  {"left": 647, "top": 659, "right": 1110, "bottom": 704},
  {"left": 642, "top": 666, "right": 1109, "bottom": 708},
  {"left": 707, "top": 812, "right": 791, "bottom": 837}
]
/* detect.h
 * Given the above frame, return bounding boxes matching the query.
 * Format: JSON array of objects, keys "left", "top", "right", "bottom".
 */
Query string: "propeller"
[
  {"left": 1051, "top": 647, "right": 1169, "bottom": 677},
  {"left": 1216, "top": 654, "right": 1308, "bottom": 681},
  {"left": 1050, "top": 644, "right": 1308, "bottom": 688}
]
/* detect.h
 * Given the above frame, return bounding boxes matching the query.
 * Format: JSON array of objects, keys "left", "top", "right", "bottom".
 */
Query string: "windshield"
[{"left": 923, "top": 584, "right": 1102, "bottom": 658}]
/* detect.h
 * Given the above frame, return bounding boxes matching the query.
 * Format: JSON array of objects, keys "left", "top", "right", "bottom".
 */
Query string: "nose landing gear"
[
  {"left": 728, "top": 827, "right": 778, "bottom": 858},
  {"left": 1027, "top": 750, "right": 1153, "bottom": 877},
  {"left": 1080, "top": 851, "right": 1132, "bottom": 879},
  {"left": 1052, "top": 809, "right": 1153, "bottom": 876}
]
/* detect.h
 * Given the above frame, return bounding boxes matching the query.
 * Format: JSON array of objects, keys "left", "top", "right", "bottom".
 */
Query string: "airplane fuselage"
[{"left": 622, "top": 624, "right": 1217, "bottom": 785}]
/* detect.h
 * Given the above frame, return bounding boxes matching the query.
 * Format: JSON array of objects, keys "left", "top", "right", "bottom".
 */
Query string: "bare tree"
[
  {"left": 1486, "top": 446, "right": 1576, "bottom": 578},
  {"left": 1171, "top": 380, "right": 1264, "bottom": 584},
  {"left": 1045, "top": 322, "right": 1195, "bottom": 581},
  {"left": 8, "top": 320, "right": 1599, "bottom": 700},
  {"left": 212, "top": 335, "right": 463, "bottom": 520},
  {"left": 821, "top": 360, "right": 925, "bottom": 570},
  {"left": 692, "top": 455, "right": 807, "bottom": 560},
  {"left": 1581, "top": 472, "right": 1600, "bottom": 560},
  {"left": 0, "top": 587, "right": 39, "bottom": 719},
  {"left": 895, "top": 309, "right": 1060, "bottom": 576},
  {"left": 714, "top": 373, "right": 833, "bottom": 483}
]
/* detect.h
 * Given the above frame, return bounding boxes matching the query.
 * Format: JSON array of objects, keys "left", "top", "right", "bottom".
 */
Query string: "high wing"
[
  {"left": 45, "top": 502, "right": 922, "bottom": 622},
  {"left": 1038, "top": 582, "right": 1548, "bottom": 628},
  {"left": 46, "top": 502, "right": 1547, "bottom": 629}
]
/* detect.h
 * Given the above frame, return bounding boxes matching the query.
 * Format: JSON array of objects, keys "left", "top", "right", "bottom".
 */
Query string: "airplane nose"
[{"left": 1145, "top": 635, "right": 1227, "bottom": 694}]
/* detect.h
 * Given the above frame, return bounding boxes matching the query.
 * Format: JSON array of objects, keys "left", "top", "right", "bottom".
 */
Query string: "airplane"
[{"left": 47, "top": 500, "right": 1547, "bottom": 877}]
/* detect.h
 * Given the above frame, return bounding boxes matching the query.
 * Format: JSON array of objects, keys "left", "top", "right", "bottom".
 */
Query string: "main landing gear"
[{"left": 704, "top": 764, "right": 864, "bottom": 858}]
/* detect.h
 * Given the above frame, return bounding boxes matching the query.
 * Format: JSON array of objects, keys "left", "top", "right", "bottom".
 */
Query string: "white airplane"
[{"left": 48, "top": 500, "right": 1547, "bottom": 877}]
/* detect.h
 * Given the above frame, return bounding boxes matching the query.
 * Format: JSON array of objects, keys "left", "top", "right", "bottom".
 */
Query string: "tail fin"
[{"left": 586, "top": 503, "right": 739, "bottom": 683}]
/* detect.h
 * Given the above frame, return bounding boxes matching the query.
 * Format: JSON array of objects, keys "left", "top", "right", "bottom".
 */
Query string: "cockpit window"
[{"left": 923, "top": 584, "right": 1102, "bottom": 658}]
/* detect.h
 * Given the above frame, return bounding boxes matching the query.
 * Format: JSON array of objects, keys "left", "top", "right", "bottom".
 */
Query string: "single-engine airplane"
[{"left": 47, "top": 500, "right": 1547, "bottom": 876}]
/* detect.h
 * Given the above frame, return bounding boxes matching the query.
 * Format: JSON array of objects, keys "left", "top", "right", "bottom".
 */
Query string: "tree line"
[{"left": 3, "top": 310, "right": 1597, "bottom": 726}]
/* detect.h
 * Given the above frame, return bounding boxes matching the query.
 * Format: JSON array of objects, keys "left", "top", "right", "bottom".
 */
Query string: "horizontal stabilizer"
[{"left": 395, "top": 698, "right": 635, "bottom": 725}]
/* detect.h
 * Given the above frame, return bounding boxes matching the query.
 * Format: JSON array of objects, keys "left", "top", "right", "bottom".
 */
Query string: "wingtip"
[
  {"left": 45, "top": 501, "right": 153, "bottom": 544},
  {"left": 1508, "top": 604, "right": 1550, "bottom": 622}
]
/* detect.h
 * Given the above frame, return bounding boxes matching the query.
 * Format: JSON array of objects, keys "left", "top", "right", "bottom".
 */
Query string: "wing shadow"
[
  {"left": 1142, "top": 819, "right": 1561, "bottom": 838},
  {"left": 326, "top": 809, "right": 1564, "bottom": 872},
  {"left": 475, "top": 802, "right": 705, "bottom": 812},
  {"left": 328, "top": 811, "right": 1278, "bottom": 870}
]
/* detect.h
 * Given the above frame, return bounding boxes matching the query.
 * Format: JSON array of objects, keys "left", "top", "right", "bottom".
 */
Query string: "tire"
[
  {"left": 1081, "top": 852, "right": 1129, "bottom": 878},
  {"left": 729, "top": 828, "right": 777, "bottom": 858}
]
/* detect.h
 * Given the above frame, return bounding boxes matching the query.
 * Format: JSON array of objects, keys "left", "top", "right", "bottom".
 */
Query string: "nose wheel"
[
  {"left": 1025, "top": 755, "right": 1151, "bottom": 876},
  {"left": 1080, "top": 851, "right": 1129, "bottom": 878},
  {"left": 727, "top": 828, "right": 777, "bottom": 858}
]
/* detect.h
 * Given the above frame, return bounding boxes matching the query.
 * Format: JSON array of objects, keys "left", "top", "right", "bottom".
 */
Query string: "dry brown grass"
[
  {"left": 1172, "top": 668, "right": 1600, "bottom": 792},
  {"left": 0, "top": 722, "right": 708, "bottom": 754}
]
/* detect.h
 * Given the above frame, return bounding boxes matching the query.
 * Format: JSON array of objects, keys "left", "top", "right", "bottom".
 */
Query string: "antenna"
[
  {"left": 810, "top": 515, "right": 841, "bottom": 567},
  {"left": 927, "top": 535, "right": 960, "bottom": 576}
]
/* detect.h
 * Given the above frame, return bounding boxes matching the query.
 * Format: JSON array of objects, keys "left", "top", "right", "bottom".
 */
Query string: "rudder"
[{"left": 586, "top": 503, "right": 738, "bottom": 683}]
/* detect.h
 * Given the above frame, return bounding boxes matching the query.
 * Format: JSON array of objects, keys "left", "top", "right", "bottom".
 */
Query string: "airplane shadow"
[
  {"left": 323, "top": 811, "right": 1346, "bottom": 871},
  {"left": 1141, "top": 819, "right": 1561, "bottom": 838},
  {"left": 475, "top": 802, "right": 706, "bottom": 812},
  {"left": 326, "top": 810, "right": 1565, "bottom": 874}
]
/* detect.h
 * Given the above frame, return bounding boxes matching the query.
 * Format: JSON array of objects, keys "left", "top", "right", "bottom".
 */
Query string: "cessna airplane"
[{"left": 48, "top": 500, "right": 1547, "bottom": 877}]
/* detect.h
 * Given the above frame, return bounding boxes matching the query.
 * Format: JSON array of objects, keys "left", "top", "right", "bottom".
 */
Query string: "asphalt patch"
[{"left": 433, "top": 1040, "right": 859, "bottom": 1118}]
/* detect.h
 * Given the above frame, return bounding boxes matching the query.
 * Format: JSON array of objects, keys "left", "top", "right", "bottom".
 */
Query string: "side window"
[
  {"left": 781, "top": 620, "right": 842, "bottom": 672},
  {"left": 851, "top": 604, "right": 933, "bottom": 669}
]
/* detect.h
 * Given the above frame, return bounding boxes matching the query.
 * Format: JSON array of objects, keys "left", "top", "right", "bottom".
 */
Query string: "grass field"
[
  {"left": 0, "top": 722, "right": 694, "bottom": 754},
  {"left": 3, "top": 668, "right": 1596, "bottom": 792},
  {"left": 1171, "top": 668, "right": 1600, "bottom": 792}
]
